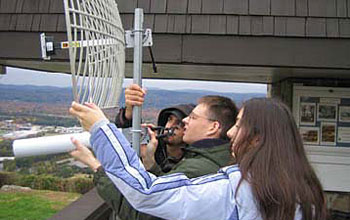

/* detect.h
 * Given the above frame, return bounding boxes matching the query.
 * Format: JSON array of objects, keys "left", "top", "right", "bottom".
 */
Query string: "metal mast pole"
[{"left": 132, "top": 8, "right": 143, "bottom": 155}]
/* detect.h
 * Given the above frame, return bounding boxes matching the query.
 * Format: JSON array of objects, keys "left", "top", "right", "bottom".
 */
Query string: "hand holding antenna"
[
  {"left": 125, "top": 84, "right": 147, "bottom": 120},
  {"left": 69, "top": 101, "right": 108, "bottom": 132}
]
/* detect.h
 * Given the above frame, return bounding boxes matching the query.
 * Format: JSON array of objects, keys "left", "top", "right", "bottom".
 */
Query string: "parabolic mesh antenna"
[
  {"left": 13, "top": 0, "right": 130, "bottom": 158},
  {"left": 63, "top": 0, "right": 125, "bottom": 108}
]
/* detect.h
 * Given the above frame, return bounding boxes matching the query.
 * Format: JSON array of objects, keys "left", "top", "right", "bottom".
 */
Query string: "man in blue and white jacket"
[{"left": 69, "top": 101, "right": 264, "bottom": 220}]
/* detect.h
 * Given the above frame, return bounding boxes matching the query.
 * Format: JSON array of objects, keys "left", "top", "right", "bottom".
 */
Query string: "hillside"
[
  {"left": 0, "top": 85, "right": 72, "bottom": 104},
  {"left": 127, "top": 88, "right": 265, "bottom": 109},
  {"left": 0, "top": 84, "right": 266, "bottom": 121}
]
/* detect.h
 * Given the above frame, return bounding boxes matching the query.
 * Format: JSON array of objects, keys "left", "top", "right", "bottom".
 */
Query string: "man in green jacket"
[{"left": 70, "top": 85, "right": 238, "bottom": 220}]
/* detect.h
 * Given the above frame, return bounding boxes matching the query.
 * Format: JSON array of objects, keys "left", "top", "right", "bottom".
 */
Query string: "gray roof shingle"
[
  {"left": 191, "top": 15, "right": 209, "bottom": 33},
  {"left": 16, "top": 14, "right": 33, "bottom": 31},
  {"left": 49, "top": 0, "right": 64, "bottom": 13},
  {"left": 274, "top": 17, "right": 287, "bottom": 36},
  {"left": 138, "top": 0, "right": 151, "bottom": 13},
  {"left": 339, "top": 19, "right": 350, "bottom": 37},
  {"left": 223, "top": 0, "right": 248, "bottom": 15},
  {"left": 15, "top": 0, "right": 24, "bottom": 13},
  {"left": 239, "top": 16, "right": 252, "bottom": 35},
  {"left": 0, "top": 0, "right": 18, "bottom": 13},
  {"left": 308, "top": 0, "right": 336, "bottom": 17},
  {"left": 327, "top": 18, "right": 339, "bottom": 37},
  {"left": 57, "top": 14, "right": 66, "bottom": 32},
  {"left": 144, "top": 14, "right": 155, "bottom": 29},
  {"left": 202, "top": 0, "right": 223, "bottom": 14},
  {"left": 150, "top": 0, "right": 167, "bottom": 13},
  {"left": 226, "top": 15, "right": 239, "bottom": 34},
  {"left": 188, "top": 0, "right": 201, "bottom": 14},
  {"left": 167, "top": 0, "right": 188, "bottom": 14},
  {"left": 40, "top": 14, "right": 58, "bottom": 32},
  {"left": 251, "top": 16, "right": 264, "bottom": 35},
  {"left": 271, "top": 0, "right": 295, "bottom": 16},
  {"left": 167, "top": 15, "right": 186, "bottom": 33},
  {"left": 295, "top": 0, "right": 308, "bottom": 16},
  {"left": 154, "top": 14, "right": 168, "bottom": 32},
  {"left": 209, "top": 15, "right": 226, "bottom": 34},
  {"left": 306, "top": 18, "right": 326, "bottom": 37},
  {"left": 22, "top": 0, "right": 50, "bottom": 13},
  {"left": 120, "top": 14, "right": 134, "bottom": 30},
  {"left": 9, "top": 14, "right": 18, "bottom": 31},
  {"left": 249, "top": 0, "right": 270, "bottom": 15},
  {"left": 337, "top": 0, "right": 347, "bottom": 17},
  {"left": 185, "top": 14, "right": 192, "bottom": 33},
  {"left": 286, "top": 17, "right": 305, "bottom": 37},
  {"left": 262, "top": 16, "right": 274, "bottom": 35},
  {"left": 31, "top": 14, "right": 41, "bottom": 31},
  {"left": 117, "top": 0, "right": 137, "bottom": 13},
  {"left": 0, "top": 14, "right": 11, "bottom": 30}
]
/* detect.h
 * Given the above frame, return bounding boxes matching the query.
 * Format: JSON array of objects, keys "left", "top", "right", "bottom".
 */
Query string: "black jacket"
[{"left": 114, "top": 104, "right": 195, "bottom": 172}]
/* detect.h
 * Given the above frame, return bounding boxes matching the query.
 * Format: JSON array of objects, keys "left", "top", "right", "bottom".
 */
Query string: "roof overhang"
[{"left": 0, "top": 32, "right": 349, "bottom": 84}]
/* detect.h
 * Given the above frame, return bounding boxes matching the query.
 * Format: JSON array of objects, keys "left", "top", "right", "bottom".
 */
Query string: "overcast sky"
[{"left": 0, "top": 67, "right": 267, "bottom": 94}]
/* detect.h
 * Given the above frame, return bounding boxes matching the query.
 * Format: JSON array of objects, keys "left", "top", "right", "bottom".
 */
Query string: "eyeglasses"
[{"left": 188, "top": 111, "right": 217, "bottom": 122}]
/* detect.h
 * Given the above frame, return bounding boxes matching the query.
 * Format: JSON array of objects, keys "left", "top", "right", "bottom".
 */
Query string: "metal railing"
[{"left": 48, "top": 188, "right": 112, "bottom": 220}]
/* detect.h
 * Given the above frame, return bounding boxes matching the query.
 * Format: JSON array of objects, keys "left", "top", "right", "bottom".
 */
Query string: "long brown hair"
[{"left": 234, "top": 98, "right": 327, "bottom": 220}]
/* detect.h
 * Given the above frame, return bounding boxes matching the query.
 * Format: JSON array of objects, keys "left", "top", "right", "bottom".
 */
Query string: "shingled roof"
[
  {"left": 117, "top": 0, "right": 350, "bottom": 38},
  {"left": 0, "top": 0, "right": 349, "bottom": 83},
  {"left": 1, "top": 0, "right": 349, "bottom": 37}
]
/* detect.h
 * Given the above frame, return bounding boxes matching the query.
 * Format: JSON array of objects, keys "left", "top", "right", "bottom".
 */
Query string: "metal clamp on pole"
[{"left": 125, "top": 28, "right": 153, "bottom": 48}]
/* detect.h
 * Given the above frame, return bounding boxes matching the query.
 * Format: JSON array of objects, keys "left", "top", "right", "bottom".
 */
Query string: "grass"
[{"left": 0, "top": 189, "right": 81, "bottom": 220}]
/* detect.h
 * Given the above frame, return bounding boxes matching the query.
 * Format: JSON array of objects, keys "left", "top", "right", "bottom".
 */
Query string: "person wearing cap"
[
  {"left": 115, "top": 84, "right": 196, "bottom": 173},
  {"left": 70, "top": 84, "right": 238, "bottom": 220},
  {"left": 143, "top": 104, "right": 196, "bottom": 173}
]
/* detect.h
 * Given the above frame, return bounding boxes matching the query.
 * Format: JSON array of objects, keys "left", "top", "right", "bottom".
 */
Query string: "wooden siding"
[{"left": 1, "top": 0, "right": 350, "bottom": 38}]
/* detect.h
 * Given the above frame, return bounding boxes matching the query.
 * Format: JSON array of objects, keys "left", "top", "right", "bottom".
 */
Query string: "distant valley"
[{"left": 0, "top": 84, "right": 266, "bottom": 125}]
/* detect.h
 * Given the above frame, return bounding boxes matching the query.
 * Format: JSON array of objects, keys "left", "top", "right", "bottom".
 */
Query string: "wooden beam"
[{"left": 0, "top": 65, "right": 6, "bottom": 75}]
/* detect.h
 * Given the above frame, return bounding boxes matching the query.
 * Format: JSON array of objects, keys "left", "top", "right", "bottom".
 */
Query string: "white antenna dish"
[
  {"left": 42, "top": 0, "right": 125, "bottom": 108},
  {"left": 13, "top": 0, "right": 127, "bottom": 157},
  {"left": 64, "top": 0, "right": 125, "bottom": 108}
]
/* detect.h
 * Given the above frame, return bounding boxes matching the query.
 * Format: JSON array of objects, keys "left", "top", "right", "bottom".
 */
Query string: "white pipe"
[
  {"left": 13, "top": 132, "right": 91, "bottom": 158},
  {"left": 132, "top": 8, "right": 144, "bottom": 156}
]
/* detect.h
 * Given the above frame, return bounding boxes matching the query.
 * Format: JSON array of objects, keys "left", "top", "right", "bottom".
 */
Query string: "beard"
[{"left": 163, "top": 135, "right": 183, "bottom": 146}]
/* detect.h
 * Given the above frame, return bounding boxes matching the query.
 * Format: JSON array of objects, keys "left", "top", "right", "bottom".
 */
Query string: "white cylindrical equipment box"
[{"left": 13, "top": 132, "right": 91, "bottom": 158}]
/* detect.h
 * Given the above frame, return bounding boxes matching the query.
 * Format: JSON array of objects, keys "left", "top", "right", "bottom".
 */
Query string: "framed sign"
[
  {"left": 300, "top": 103, "right": 316, "bottom": 125},
  {"left": 338, "top": 127, "right": 350, "bottom": 143},
  {"left": 339, "top": 106, "right": 350, "bottom": 122},
  {"left": 317, "top": 103, "right": 337, "bottom": 121},
  {"left": 300, "top": 127, "right": 319, "bottom": 145},
  {"left": 320, "top": 122, "right": 337, "bottom": 145}
]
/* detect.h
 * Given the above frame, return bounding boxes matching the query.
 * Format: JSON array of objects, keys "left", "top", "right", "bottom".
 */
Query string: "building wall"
[{"left": 271, "top": 79, "right": 350, "bottom": 217}]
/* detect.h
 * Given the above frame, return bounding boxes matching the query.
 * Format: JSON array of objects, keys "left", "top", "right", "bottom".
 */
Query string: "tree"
[
  {"left": 56, "top": 166, "right": 74, "bottom": 178},
  {"left": 3, "top": 160, "right": 16, "bottom": 172}
]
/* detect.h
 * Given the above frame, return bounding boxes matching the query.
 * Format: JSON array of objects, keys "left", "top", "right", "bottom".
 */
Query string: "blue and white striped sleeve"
[{"left": 90, "top": 123, "right": 239, "bottom": 220}]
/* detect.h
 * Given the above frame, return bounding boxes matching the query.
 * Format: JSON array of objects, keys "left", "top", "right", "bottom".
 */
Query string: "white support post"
[{"left": 132, "top": 8, "right": 144, "bottom": 156}]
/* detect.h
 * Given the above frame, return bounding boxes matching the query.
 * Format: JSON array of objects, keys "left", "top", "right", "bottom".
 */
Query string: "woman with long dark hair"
[
  {"left": 228, "top": 98, "right": 327, "bottom": 220},
  {"left": 69, "top": 98, "right": 327, "bottom": 220}
]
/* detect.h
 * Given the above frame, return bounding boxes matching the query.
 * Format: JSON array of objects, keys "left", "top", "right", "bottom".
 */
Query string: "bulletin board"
[
  {"left": 293, "top": 86, "right": 350, "bottom": 148},
  {"left": 293, "top": 85, "right": 350, "bottom": 192}
]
